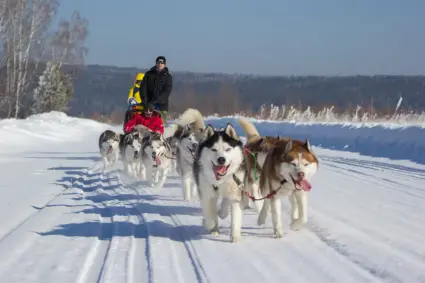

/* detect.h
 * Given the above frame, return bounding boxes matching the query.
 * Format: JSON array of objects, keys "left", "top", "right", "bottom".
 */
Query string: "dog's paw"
[
  {"left": 273, "top": 229, "right": 284, "bottom": 239},
  {"left": 257, "top": 214, "right": 267, "bottom": 226},
  {"left": 290, "top": 219, "right": 306, "bottom": 231},
  {"left": 230, "top": 234, "right": 241, "bottom": 243}
]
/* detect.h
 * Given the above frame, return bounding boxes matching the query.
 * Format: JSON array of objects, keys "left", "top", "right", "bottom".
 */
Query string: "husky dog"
[
  {"left": 120, "top": 130, "right": 143, "bottom": 178},
  {"left": 257, "top": 138, "right": 319, "bottom": 238},
  {"left": 238, "top": 118, "right": 282, "bottom": 212},
  {"left": 98, "top": 129, "right": 121, "bottom": 171},
  {"left": 141, "top": 131, "right": 173, "bottom": 188},
  {"left": 173, "top": 125, "right": 200, "bottom": 201},
  {"left": 166, "top": 135, "right": 179, "bottom": 172},
  {"left": 193, "top": 123, "right": 247, "bottom": 243},
  {"left": 172, "top": 108, "right": 209, "bottom": 201},
  {"left": 164, "top": 124, "right": 183, "bottom": 174}
]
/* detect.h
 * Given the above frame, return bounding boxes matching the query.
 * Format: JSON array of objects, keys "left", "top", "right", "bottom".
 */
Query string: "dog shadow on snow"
[
  {"left": 38, "top": 160, "right": 269, "bottom": 243},
  {"left": 37, "top": 166, "right": 207, "bottom": 242},
  {"left": 36, "top": 200, "right": 205, "bottom": 242}
]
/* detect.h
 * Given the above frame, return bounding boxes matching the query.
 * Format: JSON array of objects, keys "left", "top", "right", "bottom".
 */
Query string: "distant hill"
[{"left": 68, "top": 64, "right": 425, "bottom": 117}]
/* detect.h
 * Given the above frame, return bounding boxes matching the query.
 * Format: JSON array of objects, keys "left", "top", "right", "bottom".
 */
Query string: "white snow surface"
[{"left": 0, "top": 111, "right": 424, "bottom": 283}]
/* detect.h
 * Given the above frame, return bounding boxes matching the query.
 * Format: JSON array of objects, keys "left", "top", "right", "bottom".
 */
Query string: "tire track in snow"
[
  {"left": 143, "top": 187, "right": 211, "bottom": 283},
  {"left": 119, "top": 173, "right": 210, "bottom": 283},
  {"left": 322, "top": 161, "right": 425, "bottom": 199},
  {"left": 94, "top": 171, "right": 151, "bottom": 283},
  {"left": 65, "top": 167, "right": 115, "bottom": 283},
  {"left": 274, "top": 200, "right": 403, "bottom": 283},
  {"left": 0, "top": 164, "right": 106, "bottom": 282},
  {"left": 320, "top": 156, "right": 425, "bottom": 180},
  {"left": 73, "top": 168, "right": 151, "bottom": 283}
]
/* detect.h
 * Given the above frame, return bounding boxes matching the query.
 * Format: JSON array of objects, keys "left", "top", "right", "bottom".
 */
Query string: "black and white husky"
[
  {"left": 98, "top": 129, "right": 120, "bottom": 171},
  {"left": 193, "top": 123, "right": 247, "bottom": 243},
  {"left": 120, "top": 130, "right": 143, "bottom": 178},
  {"left": 141, "top": 131, "right": 173, "bottom": 188}
]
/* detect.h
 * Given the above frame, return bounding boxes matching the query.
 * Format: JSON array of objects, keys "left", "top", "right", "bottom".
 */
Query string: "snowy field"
[{"left": 0, "top": 111, "right": 424, "bottom": 283}]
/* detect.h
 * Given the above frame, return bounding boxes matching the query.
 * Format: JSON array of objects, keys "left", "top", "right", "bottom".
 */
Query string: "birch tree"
[{"left": 0, "top": 0, "right": 59, "bottom": 118}]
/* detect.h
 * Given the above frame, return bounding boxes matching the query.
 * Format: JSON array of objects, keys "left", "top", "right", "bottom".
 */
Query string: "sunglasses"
[{"left": 156, "top": 60, "right": 165, "bottom": 64}]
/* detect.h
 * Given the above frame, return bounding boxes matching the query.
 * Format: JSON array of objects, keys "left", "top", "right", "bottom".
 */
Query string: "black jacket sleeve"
[
  {"left": 139, "top": 73, "right": 148, "bottom": 107},
  {"left": 152, "top": 73, "right": 172, "bottom": 104}
]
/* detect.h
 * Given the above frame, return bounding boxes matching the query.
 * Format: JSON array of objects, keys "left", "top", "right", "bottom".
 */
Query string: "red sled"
[{"left": 124, "top": 111, "right": 164, "bottom": 134}]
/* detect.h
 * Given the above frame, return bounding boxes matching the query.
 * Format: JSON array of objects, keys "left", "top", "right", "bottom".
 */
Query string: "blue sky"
[{"left": 57, "top": 0, "right": 425, "bottom": 76}]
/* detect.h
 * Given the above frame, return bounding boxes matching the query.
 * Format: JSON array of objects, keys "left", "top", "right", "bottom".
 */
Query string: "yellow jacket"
[{"left": 127, "top": 72, "right": 145, "bottom": 111}]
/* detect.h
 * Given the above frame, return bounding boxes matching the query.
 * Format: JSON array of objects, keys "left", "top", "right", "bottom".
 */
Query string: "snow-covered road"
[{"left": 0, "top": 113, "right": 424, "bottom": 283}]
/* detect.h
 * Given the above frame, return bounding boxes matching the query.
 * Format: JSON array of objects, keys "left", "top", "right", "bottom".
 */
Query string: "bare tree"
[
  {"left": 49, "top": 11, "right": 89, "bottom": 68},
  {"left": 0, "top": 0, "right": 59, "bottom": 118},
  {"left": 31, "top": 10, "right": 89, "bottom": 115}
]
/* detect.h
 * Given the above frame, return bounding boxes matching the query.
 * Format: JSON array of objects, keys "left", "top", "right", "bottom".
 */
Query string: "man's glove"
[{"left": 128, "top": 97, "right": 137, "bottom": 106}]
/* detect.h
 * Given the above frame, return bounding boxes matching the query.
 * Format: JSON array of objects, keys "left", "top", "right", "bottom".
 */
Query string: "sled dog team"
[{"left": 98, "top": 108, "right": 319, "bottom": 242}]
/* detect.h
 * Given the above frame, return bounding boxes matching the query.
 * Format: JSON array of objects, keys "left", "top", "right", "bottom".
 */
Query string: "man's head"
[
  {"left": 143, "top": 104, "right": 156, "bottom": 117},
  {"left": 155, "top": 56, "right": 166, "bottom": 70}
]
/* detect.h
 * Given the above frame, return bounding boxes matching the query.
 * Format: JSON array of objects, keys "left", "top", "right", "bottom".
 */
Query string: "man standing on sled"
[{"left": 139, "top": 56, "right": 173, "bottom": 124}]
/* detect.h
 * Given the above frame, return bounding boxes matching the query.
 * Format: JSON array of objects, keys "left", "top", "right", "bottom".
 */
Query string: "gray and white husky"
[
  {"left": 193, "top": 122, "right": 247, "bottom": 243},
  {"left": 171, "top": 108, "right": 207, "bottom": 201},
  {"left": 141, "top": 131, "right": 173, "bottom": 188},
  {"left": 120, "top": 130, "right": 143, "bottom": 178},
  {"left": 98, "top": 129, "right": 120, "bottom": 171}
]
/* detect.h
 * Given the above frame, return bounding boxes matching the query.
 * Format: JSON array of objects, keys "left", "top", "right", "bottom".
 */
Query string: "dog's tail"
[
  {"left": 176, "top": 108, "right": 205, "bottom": 141},
  {"left": 238, "top": 117, "right": 260, "bottom": 142},
  {"left": 164, "top": 123, "right": 180, "bottom": 139}
]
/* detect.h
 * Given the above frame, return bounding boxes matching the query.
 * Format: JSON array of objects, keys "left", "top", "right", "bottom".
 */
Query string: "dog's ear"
[
  {"left": 125, "top": 133, "right": 133, "bottom": 143},
  {"left": 204, "top": 124, "right": 215, "bottom": 139},
  {"left": 224, "top": 123, "right": 239, "bottom": 141},
  {"left": 284, "top": 138, "right": 293, "bottom": 155},
  {"left": 304, "top": 138, "right": 312, "bottom": 152}
]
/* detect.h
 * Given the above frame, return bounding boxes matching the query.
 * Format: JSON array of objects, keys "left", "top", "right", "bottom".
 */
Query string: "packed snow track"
[{"left": 0, "top": 113, "right": 424, "bottom": 283}]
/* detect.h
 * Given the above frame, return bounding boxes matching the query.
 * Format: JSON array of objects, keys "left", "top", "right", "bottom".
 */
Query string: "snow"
[{"left": 0, "top": 111, "right": 424, "bottom": 283}]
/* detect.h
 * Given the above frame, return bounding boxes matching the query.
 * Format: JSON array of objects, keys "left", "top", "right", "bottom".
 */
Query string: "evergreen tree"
[{"left": 32, "top": 62, "right": 73, "bottom": 114}]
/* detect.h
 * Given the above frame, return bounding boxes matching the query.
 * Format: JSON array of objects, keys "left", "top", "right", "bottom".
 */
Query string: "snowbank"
[
  {"left": 0, "top": 111, "right": 114, "bottom": 152},
  {"left": 205, "top": 117, "right": 425, "bottom": 164},
  {"left": 1, "top": 112, "right": 424, "bottom": 164}
]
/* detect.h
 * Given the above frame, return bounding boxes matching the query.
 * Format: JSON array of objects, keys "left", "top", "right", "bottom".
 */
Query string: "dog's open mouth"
[
  {"left": 291, "top": 175, "right": 312, "bottom": 191},
  {"left": 187, "top": 147, "right": 195, "bottom": 157},
  {"left": 152, "top": 153, "right": 161, "bottom": 166},
  {"left": 212, "top": 162, "right": 230, "bottom": 180}
]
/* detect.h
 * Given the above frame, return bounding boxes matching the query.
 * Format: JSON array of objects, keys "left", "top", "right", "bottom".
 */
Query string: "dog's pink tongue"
[
  {"left": 298, "top": 179, "right": 312, "bottom": 191},
  {"left": 155, "top": 156, "right": 161, "bottom": 166},
  {"left": 215, "top": 166, "right": 227, "bottom": 175}
]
